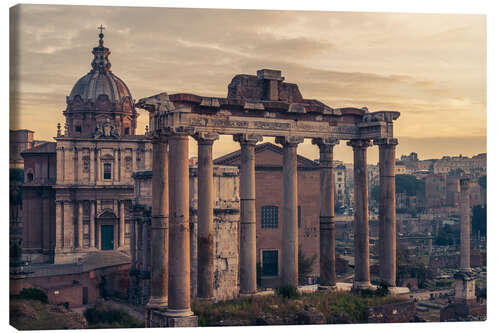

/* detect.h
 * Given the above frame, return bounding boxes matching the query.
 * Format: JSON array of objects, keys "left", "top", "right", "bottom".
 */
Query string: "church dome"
[
  {"left": 63, "top": 27, "right": 137, "bottom": 138},
  {"left": 68, "top": 69, "right": 132, "bottom": 104},
  {"left": 67, "top": 29, "right": 133, "bottom": 105}
]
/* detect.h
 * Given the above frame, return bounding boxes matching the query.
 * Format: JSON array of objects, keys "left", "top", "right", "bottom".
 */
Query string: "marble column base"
[
  {"left": 147, "top": 309, "right": 198, "bottom": 327},
  {"left": 352, "top": 281, "right": 373, "bottom": 290},
  {"left": 318, "top": 285, "right": 337, "bottom": 291}
]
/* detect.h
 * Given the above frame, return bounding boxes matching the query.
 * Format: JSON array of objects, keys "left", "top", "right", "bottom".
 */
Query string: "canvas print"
[{"left": 9, "top": 4, "right": 486, "bottom": 329}]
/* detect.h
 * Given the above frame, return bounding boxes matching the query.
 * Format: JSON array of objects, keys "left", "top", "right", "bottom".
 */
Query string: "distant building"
[{"left": 10, "top": 129, "right": 35, "bottom": 168}]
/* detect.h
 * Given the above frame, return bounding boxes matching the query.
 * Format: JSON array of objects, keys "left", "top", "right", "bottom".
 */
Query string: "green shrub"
[
  {"left": 17, "top": 288, "right": 48, "bottom": 303},
  {"left": 84, "top": 302, "right": 143, "bottom": 328},
  {"left": 275, "top": 285, "right": 299, "bottom": 299}
]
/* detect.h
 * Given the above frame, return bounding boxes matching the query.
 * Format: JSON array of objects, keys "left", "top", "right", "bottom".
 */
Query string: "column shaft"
[
  {"left": 167, "top": 134, "right": 192, "bottom": 316},
  {"left": 90, "top": 201, "right": 95, "bottom": 248},
  {"left": 119, "top": 201, "right": 125, "bottom": 247},
  {"left": 235, "top": 134, "right": 260, "bottom": 295},
  {"left": 280, "top": 140, "right": 300, "bottom": 286},
  {"left": 196, "top": 135, "right": 217, "bottom": 300},
  {"left": 77, "top": 201, "right": 83, "bottom": 248},
  {"left": 348, "top": 140, "right": 372, "bottom": 289},
  {"left": 55, "top": 201, "right": 63, "bottom": 249},
  {"left": 313, "top": 139, "right": 338, "bottom": 288},
  {"left": 460, "top": 179, "right": 471, "bottom": 271},
  {"left": 376, "top": 139, "right": 397, "bottom": 287},
  {"left": 148, "top": 138, "right": 169, "bottom": 309}
]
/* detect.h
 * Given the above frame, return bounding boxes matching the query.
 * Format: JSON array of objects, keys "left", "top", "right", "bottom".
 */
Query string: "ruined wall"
[{"left": 131, "top": 165, "right": 240, "bottom": 303}]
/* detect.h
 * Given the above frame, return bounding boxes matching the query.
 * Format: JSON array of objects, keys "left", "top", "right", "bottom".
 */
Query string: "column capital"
[
  {"left": 374, "top": 138, "right": 398, "bottom": 146},
  {"left": 193, "top": 131, "right": 219, "bottom": 144},
  {"left": 312, "top": 137, "right": 339, "bottom": 147},
  {"left": 233, "top": 133, "right": 262, "bottom": 145},
  {"left": 347, "top": 139, "right": 372, "bottom": 149},
  {"left": 275, "top": 136, "right": 304, "bottom": 147}
]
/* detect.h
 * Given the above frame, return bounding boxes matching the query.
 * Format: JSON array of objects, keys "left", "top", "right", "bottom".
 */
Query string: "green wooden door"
[{"left": 101, "top": 225, "right": 114, "bottom": 250}]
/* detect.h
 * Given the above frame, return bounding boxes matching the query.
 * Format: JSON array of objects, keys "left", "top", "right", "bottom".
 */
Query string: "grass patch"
[
  {"left": 84, "top": 301, "right": 144, "bottom": 328},
  {"left": 192, "top": 290, "right": 403, "bottom": 326}
]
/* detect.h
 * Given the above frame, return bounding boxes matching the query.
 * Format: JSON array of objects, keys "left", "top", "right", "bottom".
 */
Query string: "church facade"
[{"left": 22, "top": 31, "right": 152, "bottom": 264}]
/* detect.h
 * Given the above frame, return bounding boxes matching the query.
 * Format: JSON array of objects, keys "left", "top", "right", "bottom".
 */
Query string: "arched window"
[
  {"left": 261, "top": 205, "right": 278, "bottom": 229},
  {"left": 27, "top": 173, "right": 33, "bottom": 182}
]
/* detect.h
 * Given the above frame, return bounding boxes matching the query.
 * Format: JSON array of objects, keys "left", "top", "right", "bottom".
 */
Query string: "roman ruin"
[{"left": 135, "top": 69, "right": 400, "bottom": 327}]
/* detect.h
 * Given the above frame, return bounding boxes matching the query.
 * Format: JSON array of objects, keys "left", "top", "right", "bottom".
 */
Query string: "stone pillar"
[
  {"left": 90, "top": 148, "right": 95, "bottom": 184},
  {"left": 63, "top": 201, "right": 74, "bottom": 249},
  {"left": 77, "top": 201, "right": 83, "bottom": 249},
  {"left": 460, "top": 178, "right": 471, "bottom": 271},
  {"left": 55, "top": 200, "right": 64, "bottom": 249},
  {"left": 130, "top": 215, "right": 137, "bottom": 270},
  {"left": 90, "top": 201, "right": 96, "bottom": 249},
  {"left": 347, "top": 139, "right": 372, "bottom": 290},
  {"left": 276, "top": 136, "right": 304, "bottom": 286},
  {"left": 165, "top": 132, "right": 197, "bottom": 325},
  {"left": 313, "top": 137, "right": 339, "bottom": 289},
  {"left": 194, "top": 132, "right": 219, "bottom": 301},
  {"left": 375, "top": 138, "right": 398, "bottom": 288},
  {"left": 119, "top": 201, "right": 125, "bottom": 248},
  {"left": 234, "top": 134, "right": 262, "bottom": 295},
  {"left": 147, "top": 137, "right": 169, "bottom": 315}
]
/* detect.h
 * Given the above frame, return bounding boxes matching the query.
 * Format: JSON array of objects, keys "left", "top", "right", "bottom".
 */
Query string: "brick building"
[{"left": 214, "top": 142, "right": 339, "bottom": 287}]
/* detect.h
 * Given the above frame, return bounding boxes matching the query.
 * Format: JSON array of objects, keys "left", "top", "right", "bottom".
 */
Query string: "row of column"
[
  {"left": 147, "top": 133, "right": 398, "bottom": 322},
  {"left": 54, "top": 199, "right": 127, "bottom": 250}
]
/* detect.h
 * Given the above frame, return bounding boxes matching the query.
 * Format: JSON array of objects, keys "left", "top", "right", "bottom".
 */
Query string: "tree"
[
  {"left": 395, "top": 174, "right": 419, "bottom": 196},
  {"left": 471, "top": 205, "right": 486, "bottom": 237},
  {"left": 435, "top": 224, "right": 459, "bottom": 246},
  {"left": 370, "top": 185, "right": 379, "bottom": 202},
  {"left": 478, "top": 175, "right": 486, "bottom": 189}
]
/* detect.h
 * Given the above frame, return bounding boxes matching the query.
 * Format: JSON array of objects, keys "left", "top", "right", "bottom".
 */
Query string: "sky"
[{"left": 9, "top": 4, "right": 486, "bottom": 164}]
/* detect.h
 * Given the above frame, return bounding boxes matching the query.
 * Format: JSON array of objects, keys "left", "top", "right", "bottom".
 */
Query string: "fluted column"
[
  {"left": 276, "top": 136, "right": 304, "bottom": 286},
  {"left": 77, "top": 201, "right": 83, "bottom": 249},
  {"left": 90, "top": 201, "right": 96, "bottom": 249},
  {"left": 119, "top": 200, "right": 125, "bottom": 248},
  {"left": 460, "top": 178, "right": 471, "bottom": 271},
  {"left": 147, "top": 137, "right": 169, "bottom": 311},
  {"left": 194, "top": 132, "right": 219, "bottom": 301},
  {"left": 375, "top": 138, "right": 398, "bottom": 288},
  {"left": 166, "top": 133, "right": 192, "bottom": 317},
  {"left": 348, "top": 139, "right": 372, "bottom": 289},
  {"left": 313, "top": 137, "right": 339, "bottom": 289},
  {"left": 234, "top": 133, "right": 262, "bottom": 295}
]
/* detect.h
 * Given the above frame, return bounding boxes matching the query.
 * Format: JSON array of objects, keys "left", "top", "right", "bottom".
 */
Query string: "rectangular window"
[
  {"left": 262, "top": 250, "right": 278, "bottom": 277},
  {"left": 124, "top": 127, "right": 130, "bottom": 135},
  {"left": 75, "top": 125, "right": 82, "bottom": 133},
  {"left": 261, "top": 206, "right": 279, "bottom": 229},
  {"left": 103, "top": 163, "right": 112, "bottom": 180}
]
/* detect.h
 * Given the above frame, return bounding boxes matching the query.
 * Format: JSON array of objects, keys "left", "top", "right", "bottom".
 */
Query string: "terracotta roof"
[{"left": 214, "top": 142, "right": 318, "bottom": 168}]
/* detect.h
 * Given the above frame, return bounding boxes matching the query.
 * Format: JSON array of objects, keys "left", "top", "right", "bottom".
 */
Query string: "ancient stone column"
[
  {"left": 375, "top": 138, "right": 398, "bottom": 288},
  {"left": 460, "top": 178, "right": 471, "bottom": 271},
  {"left": 77, "top": 201, "right": 83, "bottom": 249},
  {"left": 166, "top": 133, "right": 193, "bottom": 318},
  {"left": 276, "top": 136, "right": 304, "bottom": 286},
  {"left": 130, "top": 214, "right": 137, "bottom": 270},
  {"left": 347, "top": 139, "right": 372, "bottom": 289},
  {"left": 313, "top": 137, "right": 339, "bottom": 289},
  {"left": 119, "top": 200, "right": 125, "bottom": 248},
  {"left": 147, "top": 137, "right": 169, "bottom": 312},
  {"left": 90, "top": 201, "right": 96, "bottom": 249},
  {"left": 194, "top": 132, "right": 219, "bottom": 301},
  {"left": 234, "top": 133, "right": 262, "bottom": 295}
]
